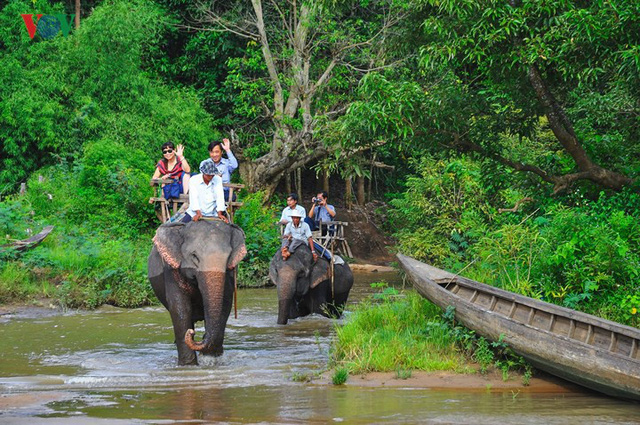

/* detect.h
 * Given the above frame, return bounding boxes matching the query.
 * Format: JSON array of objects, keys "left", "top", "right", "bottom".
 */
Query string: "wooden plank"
[
  {"left": 489, "top": 295, "right": 497, "bottom": 311},
  {"left": 609, "top": 332, "right": 617, "bottom": 352},
  {"left": 469, "top": 290, "right": 479, "bottom": 303},
  {"left": 569, "top": 319, "right": 576, "bottom": 339},
  {"left": 586, "top": 325, "right": 594, "bottom": 345}
]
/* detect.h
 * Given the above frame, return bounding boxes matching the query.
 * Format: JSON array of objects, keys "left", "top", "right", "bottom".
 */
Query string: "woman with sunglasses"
[{"left": 152, "top": 142, "right": 191, "bottom": 197}]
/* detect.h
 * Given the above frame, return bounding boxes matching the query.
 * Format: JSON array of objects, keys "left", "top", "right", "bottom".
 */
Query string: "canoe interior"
[{"left": 439, "top": 278, "right": 640, "bottom": 362}]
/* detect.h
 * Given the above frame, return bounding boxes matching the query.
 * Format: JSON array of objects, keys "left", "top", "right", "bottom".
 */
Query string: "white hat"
[{"left": 289, "top": 210, "right": 304, "bottom": 218}]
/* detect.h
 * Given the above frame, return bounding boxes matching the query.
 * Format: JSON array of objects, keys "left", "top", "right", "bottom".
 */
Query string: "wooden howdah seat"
[
  {"left": 150, "top": 178, "right": 244, "bottom": 223},
  {"left": 314, "top": 221, "right": 353, "bottom": 258},
  {"left": 279, "top": 220, "right": 352, "bottom": 258}
]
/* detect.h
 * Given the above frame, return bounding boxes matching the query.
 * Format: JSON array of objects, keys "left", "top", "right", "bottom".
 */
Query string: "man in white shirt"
[
  {"left": 182, "top": 159, "right": 228, "bottom": 223},
  {"left": 279, "top": 193, "right": 306, "bottom": 225},
  {"left": 281, "top": 210, "right": 317, "bottom": 262}
]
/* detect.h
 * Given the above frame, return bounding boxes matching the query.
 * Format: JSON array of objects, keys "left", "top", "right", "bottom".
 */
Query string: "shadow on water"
[{"left": 0, "top": 270, "right": 638, "bottom": 424}]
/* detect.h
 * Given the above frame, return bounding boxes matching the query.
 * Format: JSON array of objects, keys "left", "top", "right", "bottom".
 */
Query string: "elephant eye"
[{"left": 192, "top": 253, "right": 200, "bottom": 265}]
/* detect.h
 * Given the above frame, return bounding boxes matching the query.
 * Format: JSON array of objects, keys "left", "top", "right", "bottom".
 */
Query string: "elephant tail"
[{"left": 185, "top": 329, "right": 211, "bottom": 351}]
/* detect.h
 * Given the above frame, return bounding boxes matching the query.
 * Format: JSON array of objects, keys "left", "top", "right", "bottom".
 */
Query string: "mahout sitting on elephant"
[
  {"left": 269, "top": 243, "right": 354, "bottom": 325},
  {"left": 148, "top": 219, "right": 246, "bottom": 365}
]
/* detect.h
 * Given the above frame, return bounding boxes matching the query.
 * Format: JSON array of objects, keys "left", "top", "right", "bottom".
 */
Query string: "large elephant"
[
  {"left": 148, "top": 220, "right": 247, "bottom": 365},
  {"left": 269, "top": 245, "right": 354, "bottom": 325}
]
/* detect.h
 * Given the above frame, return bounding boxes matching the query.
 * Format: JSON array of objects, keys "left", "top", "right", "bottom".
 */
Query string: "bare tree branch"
[{"left": 252, "top": 0, "right": 284, "bottom": 116}]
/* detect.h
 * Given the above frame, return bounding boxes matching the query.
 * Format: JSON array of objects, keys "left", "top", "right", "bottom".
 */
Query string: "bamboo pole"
[{"left": 234, "top": 267, "right": 238, "bottom": 319}]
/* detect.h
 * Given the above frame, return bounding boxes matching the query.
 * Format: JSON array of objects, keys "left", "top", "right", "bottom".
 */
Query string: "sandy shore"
[
  {"left": 316, "top": 369, "right": 586, "bottom": 394},
  {"left": 349, "top": 263, "right": 395, "bottom": 272}
]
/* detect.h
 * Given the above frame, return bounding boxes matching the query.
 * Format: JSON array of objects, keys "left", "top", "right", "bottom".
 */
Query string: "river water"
[{"left": 0, "top": 271, "right": 638, "bottom": 424}]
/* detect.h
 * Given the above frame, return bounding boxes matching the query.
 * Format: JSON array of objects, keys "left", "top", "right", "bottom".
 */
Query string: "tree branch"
[{"left": 252, "top": 0, "right": 284, "bottom": 116}]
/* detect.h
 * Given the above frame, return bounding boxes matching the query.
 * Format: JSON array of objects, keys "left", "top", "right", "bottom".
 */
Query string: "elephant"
[
  {"left": 148, "top": 220, "right": 247, "bottom": 365},
  {"left": 269, "top": 245, "right": 354, "bottom": 325}
]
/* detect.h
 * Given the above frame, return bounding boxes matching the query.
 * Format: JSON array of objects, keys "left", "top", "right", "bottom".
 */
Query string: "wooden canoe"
[
  {"left": 397, "top": 253, "right": 640, "bottom": 401},
  {"left": 1, "top": 225, "right": 54, "bottom": 252}
]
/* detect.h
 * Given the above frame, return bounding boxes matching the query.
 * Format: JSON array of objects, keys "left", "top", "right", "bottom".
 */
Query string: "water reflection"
[{"left": 0, "top": 270, "right": 638, "bottom": 424}]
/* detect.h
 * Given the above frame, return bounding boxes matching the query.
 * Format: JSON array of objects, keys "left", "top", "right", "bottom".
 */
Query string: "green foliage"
[
  {"left": 442, "top": 307, "right": 531, "bottom": 381},
  {"left": 331, "top": 367, "right": 349, "bottom": 385},
  {"left": 332, "top": 285, "right": 532, "bottom": 379},
  {"left": 393, "top": 155, "right": 640, "bottom": 327},
  {"left": 0, "top": 224, "right": 154, "bottom": 308},
  {"left": 391, "top": 155, "right": 496, "bottom": 267},
  {"left": 395, "top": 368, "right": 412, "bottom": 380},
  {"left": 0, "top": 0, "right": 214, "bottom": 190},
  {"left": 473, "top": 337, "right": 494, "bottom": 374},
  {"left": 234, "top": 191, "right": 281, "bottom": 287},
  {"left": 0, "top": 199, "right": 33, "bottom": 244},
  {"left": 332, "top": 288, "right": 472, "bottom": 373}
]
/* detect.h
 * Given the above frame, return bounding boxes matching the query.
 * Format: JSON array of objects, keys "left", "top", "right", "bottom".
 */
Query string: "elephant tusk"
[{"left": 185, "top": 329, "right": 206, "bottom": 351}]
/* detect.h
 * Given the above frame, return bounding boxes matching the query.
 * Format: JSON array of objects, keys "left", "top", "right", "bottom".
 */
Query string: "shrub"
[{"left": 234, "top": 192, "right": 281, "bottom": 286}]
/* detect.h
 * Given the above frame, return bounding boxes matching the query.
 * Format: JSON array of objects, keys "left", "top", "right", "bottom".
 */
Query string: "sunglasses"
[{"left": 162, "top": 149, "right": 173, "bottom": 154}]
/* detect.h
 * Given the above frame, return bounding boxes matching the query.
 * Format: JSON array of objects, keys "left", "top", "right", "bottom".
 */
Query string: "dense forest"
[{"left": 1, "top": 0, "right": 639, "bottom": 328}]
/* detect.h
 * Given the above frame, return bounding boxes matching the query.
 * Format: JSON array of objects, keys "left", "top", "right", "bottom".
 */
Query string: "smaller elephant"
[{"left": 269, "top": 245, "right": 354, "bottom": 325}]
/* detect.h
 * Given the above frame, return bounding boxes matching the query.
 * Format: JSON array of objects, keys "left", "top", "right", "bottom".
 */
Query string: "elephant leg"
[
  {"left": 292, "top": 295, "right": 309, "bottom": 319},
  {"left": 165, "top": 283, "right": 198, "bottom": 366}
]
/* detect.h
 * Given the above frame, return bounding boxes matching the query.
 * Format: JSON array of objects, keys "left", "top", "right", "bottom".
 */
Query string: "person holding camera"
[{"left": 305, "top": 191, "right": 336, "bottom": 233}]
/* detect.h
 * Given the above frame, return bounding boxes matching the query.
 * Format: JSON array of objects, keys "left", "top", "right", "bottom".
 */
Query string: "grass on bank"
[
  {"left": 0, "top": 184, "right": 280, "bottom": 309},
  {"left": 331, "top": 283, "right": 531, "bottom": 382},
  {"left": 0, "top": 231, "right": 156, "bottom": 309}
]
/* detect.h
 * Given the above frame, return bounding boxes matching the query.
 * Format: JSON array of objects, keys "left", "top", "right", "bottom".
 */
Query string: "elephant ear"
[
  {"left": 269, "top": 254, "right": 279, "bottom": 285},
  {"left": 152, "top": 222, "right": 186, "bottom": 269},
  {"left": 310, "top": 258, "right": 332, "bottom": 289},
  {"left": 227, "top": 224, "right": 247, "bottom": 270}
]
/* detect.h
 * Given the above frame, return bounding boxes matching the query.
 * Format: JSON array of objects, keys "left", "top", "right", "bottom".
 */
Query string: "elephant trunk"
[
  {"left": 185, "top": 328, "right": 212, "bottom": 351},
  {"left": 277, "top": 267, "right": 298, "bottom": 325},
  {"left": 277, "top": 298, "right": 292, "bottom": 325},
  {"left": 186, "top": 269, "right": 229, "bottom": 355}
]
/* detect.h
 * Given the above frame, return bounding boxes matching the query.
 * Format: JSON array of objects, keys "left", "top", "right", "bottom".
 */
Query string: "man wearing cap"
[
  {"left": 181, "top": 159, "right": 228, "bottom": 223},
  {"left": 281, "top": 210, "right": 317, "bottom": 262},
  {"left": 279, "top": 193, "right": 306, "bottom": 225}
]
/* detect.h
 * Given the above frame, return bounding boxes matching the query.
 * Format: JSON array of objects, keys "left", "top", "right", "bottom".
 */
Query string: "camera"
[{"left": 313, "top": 197, "right": 320, "bottom": 205}]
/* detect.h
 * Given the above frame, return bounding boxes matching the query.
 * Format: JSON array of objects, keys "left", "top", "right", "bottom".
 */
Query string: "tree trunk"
[
  {"left": 323, "top": 169, "right": 330, "bottom": 193},
  {"left": 527, "top": 65, "right": 632, "bottom": 191},
  {"left": 285, "top": 172, "right": 292, "bottom": 195},
  {"left": 367, "top": 153, "right": 376, "bottom": 203},
  {"left": 75, "top": 0, "right": 80, "bottom": 29},
  {"left": 345, "top": 177, "right": 353, "bottom": 211},
  {"left": 295, "top": 168, "right": 302, "bottom": 199},
  {"left": 356, "top": 175, "right": 365, "bottom": 206}
]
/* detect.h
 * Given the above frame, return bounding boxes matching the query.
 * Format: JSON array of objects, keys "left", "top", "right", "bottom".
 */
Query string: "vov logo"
[{"left": 21, "top": 14, "right": 75, "bottom": 40}]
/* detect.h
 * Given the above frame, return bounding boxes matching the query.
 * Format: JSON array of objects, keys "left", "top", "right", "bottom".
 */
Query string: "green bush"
[
  {"left": 331, "top": 289, "right": 471, "bottom": 373},
  {"left": 234, "top": 191, "right": 281, "bottom": 287},
  {"left": 0, "top": 0, "right": 214, "bottom": 190},
  {"left": 392, "top": 156, "right": 640, "bottom": 327}
]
